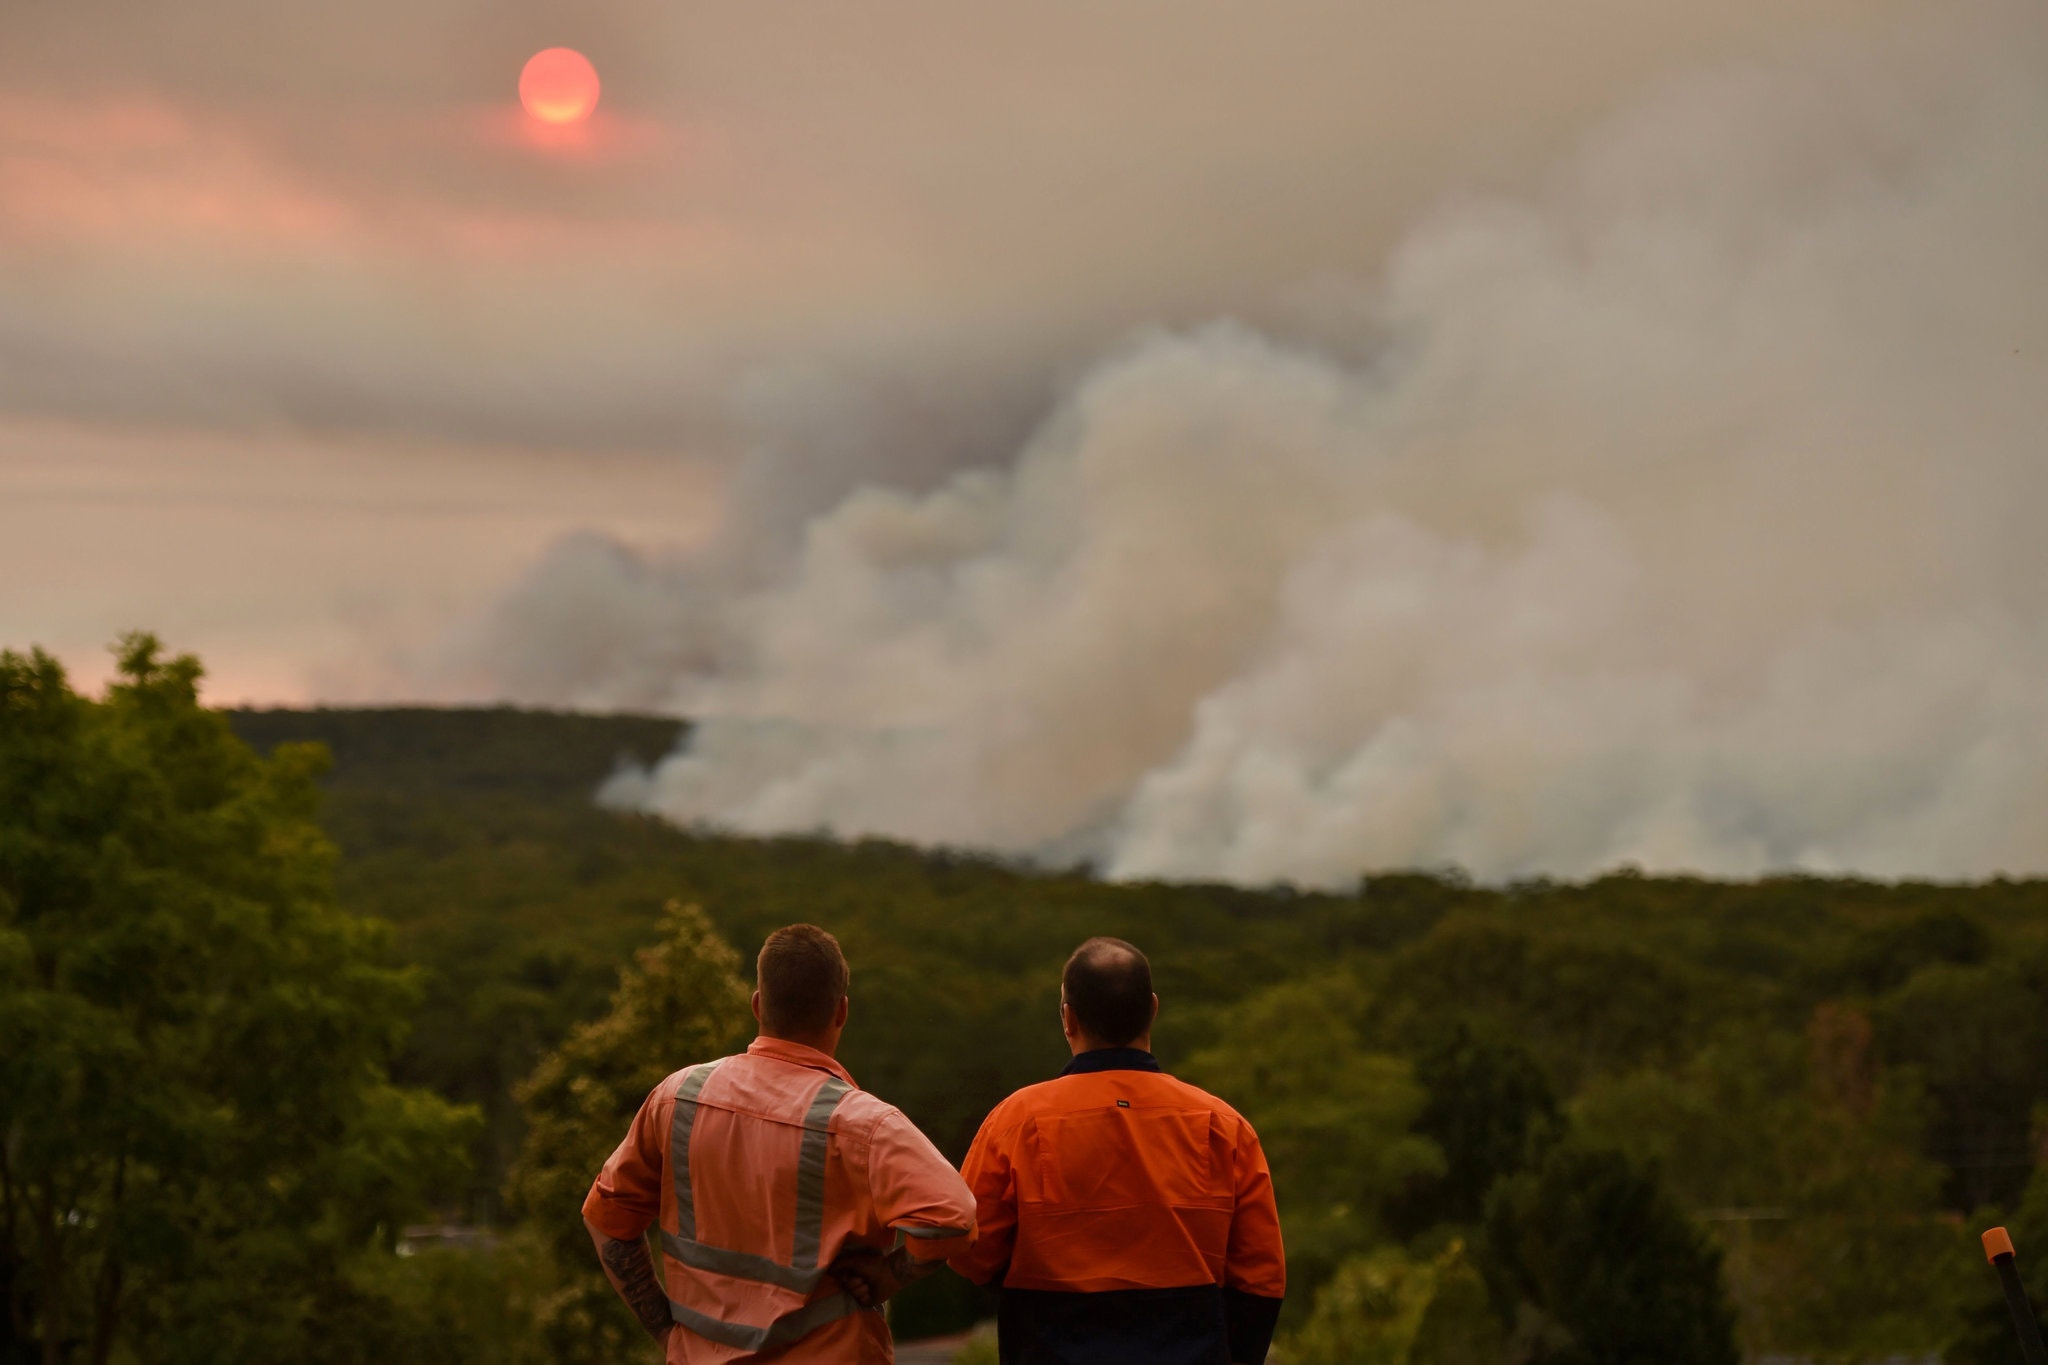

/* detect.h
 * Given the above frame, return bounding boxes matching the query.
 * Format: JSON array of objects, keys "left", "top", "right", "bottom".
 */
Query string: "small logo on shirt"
[{"left": 1117, "top": 1099, "right": 1131, "bottom": 1108}]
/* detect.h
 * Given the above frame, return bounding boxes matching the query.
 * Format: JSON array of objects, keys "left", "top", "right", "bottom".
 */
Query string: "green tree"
[
  {"left": 1287, "top": 1241, "right": 1506, "bottom": 1365},
  {"left": 1389, "top": 1024, "right": 1559, "bottom": 1235},
  {"left": 1949, "top": 1159, "right": 2048, "bottom": 1365},
  {"left": 1367, "top": 922, "right": 1699, "bottom": 1092},
  {"left": 1181, "top": 974, "right": 1444, "bottom": 1301},
  {"left": 319, "top": 1237, "right": 553, "bottom": 1365},
  {"left": 1484, "top": 1143, "right": 1738, "bottom": 1365},
  {"left": 1832, "top": 906, "right": 1990, "bottom": 995},
  {"left": 1573, "top": 1013, "right": 1965, "bottom": 1359},
  {"left": 507, "top": 898, "right": 749, "bottom": 1365},
  {"left": 1876, "top": 963, "right": 2048, "bottom": 1210},
  {"left": 1407, "top": 1243, "right": 1511, "bottom": 1365},
  {"left": 0, "top": 639, "right": 475, "bottom": 1365},
  {"left": 1285, "top": 1246, "right": 1441, "bottom": 1365}
]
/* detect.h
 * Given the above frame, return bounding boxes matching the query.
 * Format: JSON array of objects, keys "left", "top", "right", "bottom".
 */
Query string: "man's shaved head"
[{"left": 1062, "top": 937, "right": 1154, "bottom": 1047}]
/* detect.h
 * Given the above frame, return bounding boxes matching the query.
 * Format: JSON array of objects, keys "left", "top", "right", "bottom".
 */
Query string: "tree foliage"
[
  {"left": 1390, "top": 1025, "right": 1560, "bottom": 1234},
  {"left": 1573, "top": 1013, "right": 1968, "bottom": 1358},
  {"left": 1288, "top": 1245, "right": 1448, "bottom": 1365},
  {"left": 1182, "top": 975, "right": 1444, "bottom": 1290},
  {"left": 194, "top": 700, "right": 2048, "bottom": 1361},
  {"left": 1877, "top": 961, "right": 2048, "bottom": 1210},
  {"left": 0, "top": 640, "right": 475, "bottom": 1365},
  {"left": 1485, "top": 1144, "right": 1739, "bottom": 1365},
  {"left": 507, "top": 899, "right": 749, "bottom": 1365}
]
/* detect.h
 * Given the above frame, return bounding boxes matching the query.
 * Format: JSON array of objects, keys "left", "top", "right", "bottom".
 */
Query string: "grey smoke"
[
  {"left": 576, "top": 23, "right": 2048, "bottom": 884},
  {"left": 19, "top": 0, "right": 2001, "bottom": 715}
]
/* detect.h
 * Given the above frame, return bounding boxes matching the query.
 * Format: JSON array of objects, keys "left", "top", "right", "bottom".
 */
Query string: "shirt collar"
[
  {"left": 746, "top": 1035, "right": 857, "bottom": 1087},
  {"left": 1060, "top": 1046, "right": 1163, "bottom": 1076}
]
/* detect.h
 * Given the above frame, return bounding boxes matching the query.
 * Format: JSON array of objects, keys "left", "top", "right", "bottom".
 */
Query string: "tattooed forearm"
[{"left": 597, "top": 1233, "right": 673, "bottom": 1342}]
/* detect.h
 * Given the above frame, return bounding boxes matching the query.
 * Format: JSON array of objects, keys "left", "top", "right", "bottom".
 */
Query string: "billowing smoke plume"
[{"left": 543, "top": 26, "right": 2048, "bottom": 883}]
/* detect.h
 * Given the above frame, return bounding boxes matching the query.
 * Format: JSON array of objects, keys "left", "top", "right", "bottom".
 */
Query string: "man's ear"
[
  {"left": 1149, "top": 993, "right": 1160, "bottom": 1025},
  {"left": 833, "top": 995, "right": 850, "bottom": 1029},
  {"left": 751, "top": 990, "right": 764, "bottom": 1024},
  {"left": 1060, "top": 1002, "right": 1079, "bottom": 1040}
]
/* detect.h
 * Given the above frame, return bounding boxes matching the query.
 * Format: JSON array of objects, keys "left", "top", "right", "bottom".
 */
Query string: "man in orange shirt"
[
  {"left": 945, "top": 938, "right": 1286, "bottom": 1364},
  {"left": 582, "top": 924, "right": 976, "bottom": 1362}
]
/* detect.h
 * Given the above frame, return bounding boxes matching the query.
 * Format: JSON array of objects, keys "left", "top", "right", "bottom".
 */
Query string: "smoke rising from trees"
[{"left": 561, "top": 26, "right": 2048, "bottom": 883}]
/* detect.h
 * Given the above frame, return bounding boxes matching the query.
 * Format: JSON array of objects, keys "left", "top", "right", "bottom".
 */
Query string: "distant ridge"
[{"left": 225, "top": 706, "right": 687, "bottom": 808}]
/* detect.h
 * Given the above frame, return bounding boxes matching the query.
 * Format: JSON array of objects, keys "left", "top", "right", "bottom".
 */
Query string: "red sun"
[{"left": 519, "top": 48, "right": 600, "bottom": 125}]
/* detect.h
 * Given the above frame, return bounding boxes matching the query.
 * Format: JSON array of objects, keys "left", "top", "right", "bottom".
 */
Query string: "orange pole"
[{"left": 1985, "top": 1227, "right": 2048, "bottom": 1365}]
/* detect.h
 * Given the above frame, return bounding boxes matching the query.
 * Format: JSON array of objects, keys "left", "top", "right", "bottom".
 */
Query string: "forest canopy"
[
  {"left": 7, "top": 648, "right": 2047, "bottom": 1362},
  {"left": 0, "top": 641, "right": 474, "bottom": 1365}
]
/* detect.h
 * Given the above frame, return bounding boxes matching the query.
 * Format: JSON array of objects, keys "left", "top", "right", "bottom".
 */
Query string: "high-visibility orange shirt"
[
  {"left": 950, "top": 1049, "right": 1286, "bottom": 1364},
  {"left": 584, "top": 1036, "right": 977, "bottom": 1364}
]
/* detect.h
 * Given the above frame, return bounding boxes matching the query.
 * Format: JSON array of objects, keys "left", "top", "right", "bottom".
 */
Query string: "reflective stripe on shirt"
[{"left": 664, "top": 1063, "right": 861, "bottom": 1346}]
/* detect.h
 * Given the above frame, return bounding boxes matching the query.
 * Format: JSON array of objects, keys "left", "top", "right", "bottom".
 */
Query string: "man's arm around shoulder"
[{"left": 944, "top": 1100, "right": 1020, "bottom": 1289}]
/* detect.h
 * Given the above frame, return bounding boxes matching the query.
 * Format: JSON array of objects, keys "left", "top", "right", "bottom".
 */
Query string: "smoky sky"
[
  {"left": 4, "top": 0, "right": 2043, "bottom": 882},
  {"left": 0, "top": 0, "right": 1937, "bottom": 452}
]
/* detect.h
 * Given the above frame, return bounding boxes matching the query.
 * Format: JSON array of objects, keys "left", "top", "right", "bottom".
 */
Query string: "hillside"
[
  {"left": 223, "top": 706, "right": 2048, "bottom": 1352},
  {"left": 224, "top": 706, "right": 1374, "bottom": 1174}
]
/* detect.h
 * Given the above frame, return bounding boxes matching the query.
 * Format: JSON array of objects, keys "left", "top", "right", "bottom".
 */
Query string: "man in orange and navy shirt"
[{"left": 948, "top": 937, "right": 1286, "bottom": 1364}]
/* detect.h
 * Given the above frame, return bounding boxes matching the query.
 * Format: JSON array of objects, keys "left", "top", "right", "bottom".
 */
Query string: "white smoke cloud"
[{"left": 584, "top": 20, "right": 2048, "bottom": 883}]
